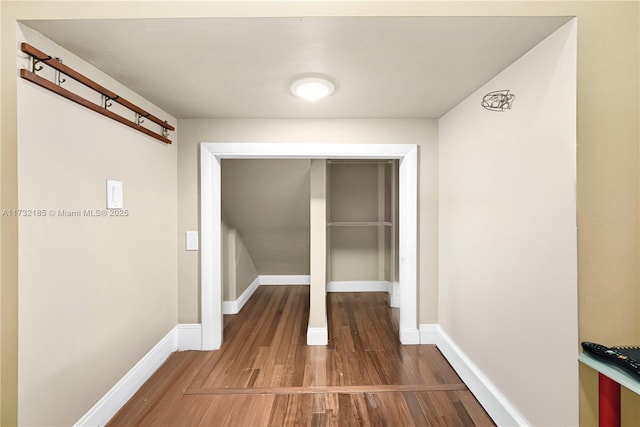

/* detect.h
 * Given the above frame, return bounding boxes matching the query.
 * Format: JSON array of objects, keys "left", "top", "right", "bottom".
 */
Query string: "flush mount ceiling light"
[{"left": 290, "top": 76, "right": 335, "bottom": 102}]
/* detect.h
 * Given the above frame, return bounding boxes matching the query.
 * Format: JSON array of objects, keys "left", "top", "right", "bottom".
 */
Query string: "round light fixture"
[{"left": 290, "top": 76, "right": 335, "bottom": 102}]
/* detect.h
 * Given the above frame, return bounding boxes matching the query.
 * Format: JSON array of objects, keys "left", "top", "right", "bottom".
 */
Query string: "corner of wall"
[{"left": 1, "top": 15, "right": 20, "bottom": 427}]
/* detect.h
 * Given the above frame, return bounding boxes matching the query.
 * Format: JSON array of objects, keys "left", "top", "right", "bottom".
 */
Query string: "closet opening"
[
  {"left": 327, "top": 160, "right": 399, "bottom": 306},
  {"left": 219, "top": 159, "right": 400, "bottom": 344},
  {"left": 200, "top": 143, "right": 418, "bottom": 350}
]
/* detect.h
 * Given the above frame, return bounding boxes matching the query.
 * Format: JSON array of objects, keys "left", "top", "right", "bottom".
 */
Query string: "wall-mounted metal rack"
[{"left": 20, "top": 43, "right": 174, "bottom": 144}]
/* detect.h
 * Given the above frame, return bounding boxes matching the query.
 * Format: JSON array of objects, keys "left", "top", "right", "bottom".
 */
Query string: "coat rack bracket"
[{"left": 20, "top": 43, "right": 174, "bottom": 144}]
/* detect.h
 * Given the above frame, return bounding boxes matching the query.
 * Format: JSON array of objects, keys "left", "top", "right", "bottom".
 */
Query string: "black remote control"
[{"left": 582, "top": 342, "right": 640, "bottom": 379}]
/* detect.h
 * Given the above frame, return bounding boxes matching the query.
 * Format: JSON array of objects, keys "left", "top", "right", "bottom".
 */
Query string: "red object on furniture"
[{"left": 599, "top": 373, "right": 621, "bottom": 427}]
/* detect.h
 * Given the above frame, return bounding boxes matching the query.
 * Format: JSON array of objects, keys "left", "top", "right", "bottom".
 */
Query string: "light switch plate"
[
  {"left": 106, "top": 180, "right": 124, "bottom": 209},
  {"left": 186, "top": 231, "right": 199, "bottom": 251}
]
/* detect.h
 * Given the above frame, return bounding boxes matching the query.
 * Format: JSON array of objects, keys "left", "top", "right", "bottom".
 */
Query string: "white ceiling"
[{"left": 23, "top": 16, "right": 571, "bottom": 119}]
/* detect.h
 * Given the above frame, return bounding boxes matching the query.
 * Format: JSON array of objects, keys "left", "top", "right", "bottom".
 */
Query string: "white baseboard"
[
  {"left": 260, "top": 275, "right": 310, "bottom": 285},
  {"left": 74, "top": 327, "right": 177, "bottom": 426},
  {"left": 388, "top": 281, "right": 400, "bottom": 308},
  {"left": 75, "top": 324, "right": 204, "bottom": 426},
  {"left": 222, "top": 276, "right": 260, "bottom": 314},
  {"left": 221, "top": 301, "right": 236, "bottom": 315},
  {"left": 306, "top": 322, "right": 328, "bottom": 346},
  {"left": 420, "top": 324, "right": 529, "bottom": 427},
  {"left": 177, "top": 323, "right": 202, "bottom": 351},
  {"left": 223, "top": 276, "right": 310, "bottom": 315},
  {"left": 78, "top": 320, "right": 526, "bottom": 426},
  {"left": 400, "top": 327, "right": 420, "bottom": 344},
  {"left": 327, "top": 280, "right": 390, "bottom": 292},
  {"left": 419, "top": 324, "right": 440, "bottom": 344}
]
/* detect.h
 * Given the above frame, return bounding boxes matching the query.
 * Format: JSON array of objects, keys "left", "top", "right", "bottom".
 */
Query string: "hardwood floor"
[{"left": 108, "top": 287, "right": 495, "bottom": 426}]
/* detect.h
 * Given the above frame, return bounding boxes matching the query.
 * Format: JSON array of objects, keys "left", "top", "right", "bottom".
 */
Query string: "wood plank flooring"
[{"left": 108, "top": 286, "right": 495, "bottom": 426}]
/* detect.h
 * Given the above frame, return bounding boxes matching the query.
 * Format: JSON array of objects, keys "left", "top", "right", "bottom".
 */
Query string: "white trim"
[
  {"left": 399, "top": 327, "right": 420, "bottom": 344},
  {"left": 221, "top": 300, "right": 237, "bottom": 315},
  {"left": 259, "top": 275, "right": 310, "bottom": 285},
  {"left": 389, "top": 296, "right": 400, "bottom": 308},
  {"left": 75, "top": 324, "right": 204, "bottom": 425},
  {"left": 223, "top": 276, "right": 310, "bottom": 314},
  {"left": 418, "top": 323, "right": 440, "bottom": 344},
  {"left": 177, "top": 324, "right": 203, "bottom": 351},
  {"left": 388, "top": 281, "right": 400, "bottom": 308},
  {"left": 223, "top": 276, "right": 260, "bottom": 314},
  {"left": 327, "top": 280, "right": 390, "bottom": 292},
  {"left": 76, "top": 321, "right": 527, "bottom": 427},
  {"left": 200, "top": 145, "right": 221, "bottom": 350},
  {"left": 74, "top": 328, "right": 177, "bottom": 426},
  {"left": 398, "top": 145, "right": 418, "bottom": 344},
  {"left": 200, "top": 143, "right": 419, "bottom": 350},
  {"left": 420, "top": 324, "right": 529, "bottom": 427},
  {"left": 306, "top": 322, "right": 329, "bottom": 346}
]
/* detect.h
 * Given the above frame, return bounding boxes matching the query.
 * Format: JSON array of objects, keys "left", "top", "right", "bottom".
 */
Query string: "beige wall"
[
  {"left": 572, "top": 3, "right": 640, "bottom": 425},
  {"left": 1, "top": 2, "right": 638, "bottom": 426},
  {"left": 329, "top": 163, "right": 380, "bottom": 223},
  {"left": 309, "top": 159, "right": 327, "bottom": 330},
  {"left": 222, "top": 158, "right": 396, "bottom": 290},
  {"left": 233, "top": 229, "right": 258, "bottom": 297},
  {"left": 221, "top": 218, "right": 259, "bottom": 302},
  {"left": 222, "top": 219, "right": 231, "bottom": 301},
  {"left": 439, "top": 20, "right": 578, "bottom": 426},
  {"left": 176, "top": 113, "right": 198, "bottom": 324},
  {"left": 328, "top": 161, "right": 396, "bottom": 282},
  {"left": 329, "top": 227, "right": 380, "bottom": 281},
  {"left": 15, "top": 24, "right": 178, "bottom": 425},
  {"left": 224, "top": 225, "right": 259, "bottom": 301},
  {"left": 221, "top": 159, "right": 311, "bottom": 275},
  {"left": 177, "top": 118, "right": 439, "bottom": 324}
]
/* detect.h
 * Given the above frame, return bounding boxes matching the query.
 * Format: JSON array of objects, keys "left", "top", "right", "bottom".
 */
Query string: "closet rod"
[
  {"left": 21, "top": 69, "right": 172, "bottom": 145},
  {"left": 21, "top": 43, "right": 174, "bottom": 132}
]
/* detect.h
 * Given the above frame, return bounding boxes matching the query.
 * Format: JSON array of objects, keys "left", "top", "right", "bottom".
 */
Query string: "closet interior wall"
[{"left": 327, "top": 160, "right": 399, "bottom": 290}]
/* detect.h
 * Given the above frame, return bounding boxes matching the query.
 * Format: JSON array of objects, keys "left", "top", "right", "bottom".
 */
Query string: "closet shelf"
[{"left": 328, "top": 221, "right": 392, "bottom": 227}]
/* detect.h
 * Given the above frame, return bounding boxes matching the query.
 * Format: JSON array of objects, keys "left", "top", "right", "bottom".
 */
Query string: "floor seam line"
[{"left": 183, "top": 384, "right": 468, "bottom": 396}]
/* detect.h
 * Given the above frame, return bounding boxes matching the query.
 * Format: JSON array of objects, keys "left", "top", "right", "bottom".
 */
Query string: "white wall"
[
  {"left": 177, "top": 119, "right": 438, "bottom": 324},
  {"left": 438, "top": 21, "right": 577, "bottom": 426},
  {"left": 16, "top": 25, "right": 178, "bottom": 425}
]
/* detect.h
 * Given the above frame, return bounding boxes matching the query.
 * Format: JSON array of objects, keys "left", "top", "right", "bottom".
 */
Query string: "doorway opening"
[{"left": 200, "top": 142, "right": 418, "bottom": 350}]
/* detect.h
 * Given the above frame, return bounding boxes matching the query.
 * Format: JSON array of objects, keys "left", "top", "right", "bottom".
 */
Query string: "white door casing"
[{"left": 200, "top": 142, "right": 418, "bottom": 350}]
